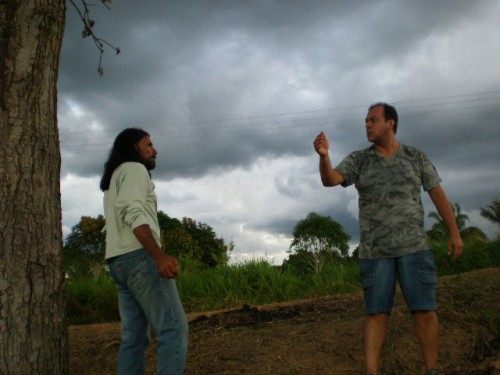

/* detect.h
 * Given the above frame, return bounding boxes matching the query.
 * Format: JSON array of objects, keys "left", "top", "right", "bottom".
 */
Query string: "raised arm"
[
  {"left": 428, "top": 186, "right": 464, "bottom": 261},
  {"left": 313, "top": 131, "right": 345, "bottom": 187}
]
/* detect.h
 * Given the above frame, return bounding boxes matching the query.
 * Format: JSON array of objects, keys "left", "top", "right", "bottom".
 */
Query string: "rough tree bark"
[{"left": 0, "top": 0, "right": 67, "bottom": 373}]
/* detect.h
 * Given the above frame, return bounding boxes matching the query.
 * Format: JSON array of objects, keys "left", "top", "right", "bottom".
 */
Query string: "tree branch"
[{"left": 68, "top": 0, "right": 121, "bottom": 76}]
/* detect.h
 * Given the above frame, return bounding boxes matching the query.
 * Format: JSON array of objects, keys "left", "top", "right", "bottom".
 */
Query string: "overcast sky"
[{"left": 58, "top": 0, "right": 500, "bottom": 264}]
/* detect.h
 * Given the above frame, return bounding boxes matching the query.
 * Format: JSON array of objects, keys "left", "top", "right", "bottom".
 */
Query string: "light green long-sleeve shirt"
[{"left": 103, "top": 162, "right": 161, "bottom": 259}]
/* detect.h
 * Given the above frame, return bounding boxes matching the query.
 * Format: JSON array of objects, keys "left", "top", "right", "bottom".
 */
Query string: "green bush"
[
  {"left": 432, "top": 237, "right": 500, "bottom": 276},
  {"left": 65, "top": 238, "right": 499, "bottom": 325},
  {"left": 66, "top": 274, "right": 118, "bottom": 325}
]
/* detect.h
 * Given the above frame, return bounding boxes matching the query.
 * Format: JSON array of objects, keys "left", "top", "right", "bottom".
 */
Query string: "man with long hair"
[
  {"left": 101, "top": 128, "right": 188, "bottom": 374},
  {"left": 313, "top": 103, "right": 463, "bottom": 375}
]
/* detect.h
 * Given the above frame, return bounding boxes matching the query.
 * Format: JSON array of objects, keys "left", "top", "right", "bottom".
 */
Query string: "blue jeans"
[
  {"left": 359, "top": 250, "right": 438, "bottom": 314},
  {"left": 108, "top": 249, "right": 188, "bottom": 375}
]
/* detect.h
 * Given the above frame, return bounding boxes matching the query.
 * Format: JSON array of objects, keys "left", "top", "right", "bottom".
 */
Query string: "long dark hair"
[{"left": 100, "top": 128, "right": 150, "bottom": 191}]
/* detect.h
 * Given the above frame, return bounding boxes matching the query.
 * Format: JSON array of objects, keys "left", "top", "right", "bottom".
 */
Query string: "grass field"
[{"left": 66, "top": 237, "right": 500, "bottom": 325}]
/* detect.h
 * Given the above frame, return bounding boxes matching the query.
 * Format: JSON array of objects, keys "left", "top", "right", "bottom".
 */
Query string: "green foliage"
[
  {"left": 65, "top": 215, "right": 106, "bottom": 254},
  {"left": 427, "top": 202, "right": 487, "bottom": 242},
  {"left": 177, "top": 259, "right": 360, "bottom": 313},
  {"left": 64, "top": 205, "right": 500, "bottom": 326},
  {"left": 65, "top": 258, "right": 360, "bottom": 324},
  {"left": 177, "top": 260, "right": 303, "bottom": 311},
  {"left": 66, "top": 274, "right": 118, "bottom": 325},
  {"left": 288, "top": 212, "right": 350, "bottom": 274},
  {"left": 64, "top": 215, "right": 106, "bottom": 278},
  {"left": 283, "top": 248, "right": 348, "bottom": 276},
  {"left": 480, "top": 198, "right": 500, "bottom": 226},
  {"left": 181, "top": 216, "right": 230, "bottom": 267},
  {"left": 431, "top": 237, "right": 500, "bottom": 276},
  {"left": 158, "top": 211, "right": 230, "bottom": 269},
  {"left": 65, "top": 235, "right": 499, "bottom": 325},
  {"left": 63, "top": 212, "right": 231, "bottom": 277}
]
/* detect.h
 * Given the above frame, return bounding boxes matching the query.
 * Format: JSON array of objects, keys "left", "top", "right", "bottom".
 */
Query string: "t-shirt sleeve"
[
  {"left": 420, "top": 151, "right": 441, "bottom": 191},
  {"left": 335, "top": 152, "right": 358, "bottom": 187}
]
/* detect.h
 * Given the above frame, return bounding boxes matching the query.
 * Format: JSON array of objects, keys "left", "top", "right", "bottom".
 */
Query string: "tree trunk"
[{"left": 0, "top": 0, "right": 67, "bottom": 374}]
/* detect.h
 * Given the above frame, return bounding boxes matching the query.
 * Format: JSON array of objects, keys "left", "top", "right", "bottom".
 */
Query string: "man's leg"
[
  {"left": 108, "top": 252, "right": 150, "bottom": 375},
  {"left": 115, "top": 289, "right": 150, "bottom": 374},
  {"left": 364, "top": 313, "right": 388, "bottom": 375},
  {"left": 133, "top": 251, "right": 188, "bottom": 375},
  {"left": 359, "top": 258, "right": 397, "bottom": 375},
  {"left": 147, "top": 277, "right": 188, "bottom": 375},
  {"left": 398, "top": 250, "right": 439, "bottom": 372},
  {"left": 415, "top": 310, "right": 439, "bottom": 371}
]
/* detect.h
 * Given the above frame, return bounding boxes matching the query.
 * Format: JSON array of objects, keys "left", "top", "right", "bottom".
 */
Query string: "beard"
[{"left": 142, "top": 157, "right": 156, "bottom": 170}]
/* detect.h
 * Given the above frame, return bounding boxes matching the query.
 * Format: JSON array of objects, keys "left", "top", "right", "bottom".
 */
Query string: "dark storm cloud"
[
  {"left": 59, "top": 0, "right": 499, "bottom": 179},
  {"left": 59, "top": 1, "right": 500, "bottom": 258}
]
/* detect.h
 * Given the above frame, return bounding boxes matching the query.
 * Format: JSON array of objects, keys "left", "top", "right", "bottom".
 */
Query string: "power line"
[
  {"left": 60, "top": 89, "right": 500, "bottom": 136},
  {"left": 60, "top": 90, "right": 500, "bottom": 155}
]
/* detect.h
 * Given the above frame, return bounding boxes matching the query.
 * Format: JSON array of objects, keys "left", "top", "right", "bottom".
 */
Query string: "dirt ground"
[{"left": 69, "top": 268, "right": 500, "bottom": 375}]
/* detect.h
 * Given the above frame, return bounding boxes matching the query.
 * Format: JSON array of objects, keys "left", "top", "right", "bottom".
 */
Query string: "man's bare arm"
[
  {"left": 133, "top": 224, "right": 180, "bottom": 278},
  {"left": 314, "top": 131, "right": 345, "bottom": 186},
  {"left": 428, "top": 186, "right": 464, "bottom": 261}
]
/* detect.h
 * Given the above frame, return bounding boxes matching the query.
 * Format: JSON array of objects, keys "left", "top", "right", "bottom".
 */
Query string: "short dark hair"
[
  {"left": 100, "top": 128, "right": 150, "bottom": 191},
  {"left": 369, "top": 102, "right": 398, "bottom": 134}
]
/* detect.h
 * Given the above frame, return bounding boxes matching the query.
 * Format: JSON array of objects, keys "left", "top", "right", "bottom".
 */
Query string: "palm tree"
[
  {"left": 480, "top": 199, "right": 500, "bottom": 226},
  {"left": 427, "top": 202, "right": 487, "bottom": 241}
]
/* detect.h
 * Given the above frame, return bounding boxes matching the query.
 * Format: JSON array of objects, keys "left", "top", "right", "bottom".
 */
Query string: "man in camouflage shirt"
[{"left": 313, "top": 102, "right": 463, "bottom": 375}]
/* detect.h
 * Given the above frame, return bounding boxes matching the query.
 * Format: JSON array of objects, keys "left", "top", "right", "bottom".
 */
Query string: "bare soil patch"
[{"left": 69, "top": 268, "right": 500, "bottom": 374}]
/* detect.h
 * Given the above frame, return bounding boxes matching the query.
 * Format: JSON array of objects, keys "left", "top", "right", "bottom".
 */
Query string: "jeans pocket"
[{"left": 126, "top": 255, "right": 155, "bottom": 293}]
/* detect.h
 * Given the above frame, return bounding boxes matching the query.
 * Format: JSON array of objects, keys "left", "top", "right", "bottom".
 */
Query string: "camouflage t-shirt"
[{"left": 335, "top": 144, "right": 441, "bottom": 259}]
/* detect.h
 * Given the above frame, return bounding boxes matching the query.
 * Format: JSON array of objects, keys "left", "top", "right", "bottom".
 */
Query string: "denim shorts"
[{"left": 359, "top": 250, "right": 438, "bottom": 315}]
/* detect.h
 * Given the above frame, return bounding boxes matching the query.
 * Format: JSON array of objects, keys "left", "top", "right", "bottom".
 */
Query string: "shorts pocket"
[
  {"left": 417, "top": 271, "right": 436, "bottom": 288},
  {"left": 416, "top": 251, "right": 437, "bottom": 286},
  {"left": 359, "top": 260, "right": 375, "bottom": 291}
]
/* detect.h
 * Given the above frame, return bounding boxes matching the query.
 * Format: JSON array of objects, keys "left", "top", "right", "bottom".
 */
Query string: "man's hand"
[
  {"left": 313, "top": 131, "right": 345, "bottom": 187},
  {"left": 448, "top": 233, "right": 464, "bottom": 262},
  {"left": 428, "top": 186, "right": 464, "bottom": 262},
  {"left": 155, "top": 253, "right": 180, "bottom": 279},
  {"left": 133, "top": 224, "right": 180, "bottom": 278},
  {"left": 314, "top": 131, "right": 330, "bottom": 156}
]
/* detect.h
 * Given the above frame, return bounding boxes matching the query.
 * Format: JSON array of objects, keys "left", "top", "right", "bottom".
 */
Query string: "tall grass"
[
  {"left": 66, "top": 238, "right": 499, "bottom": 325},
  {"left": 432, "top": 237, "right": 500, "bottom": 276},
  {"left": 177, "top": 259, "right": 360, "bottom": 312},
  {"left": 66, "top": 259, "right": 360, "bottom": 324},
  {"left": 66, "top": 274, "right": 118, "bottom": 325}
]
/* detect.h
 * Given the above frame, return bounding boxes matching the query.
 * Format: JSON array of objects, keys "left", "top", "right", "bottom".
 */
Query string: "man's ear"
[{"left": 387, "top": 119, "right": 395, "bottom": 131}]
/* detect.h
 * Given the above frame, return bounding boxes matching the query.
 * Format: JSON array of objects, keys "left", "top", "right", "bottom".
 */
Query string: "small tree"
[
  {"left": 427, "top": 202, "right": 487, "bottom": 242},
  {"left": 64, "top": 215, "right": 106, "bottom": 278},
  {"left": 162, "top": 224, "right": 203, "bottom": 268},
  {"left": 480, "top": 199, "right": 500, "bottom": 227},
  {"left": 288, "top": 212, "right": 350, "bottom": 274},
  {"left": 181, "top": 217, "right": 230, "bottom": 267},
  {"left": 158, "top": 211, "right": 230, "bottom": 269},
  {"left": 65, "top": 215, "right": 106, "bottom": 255}
]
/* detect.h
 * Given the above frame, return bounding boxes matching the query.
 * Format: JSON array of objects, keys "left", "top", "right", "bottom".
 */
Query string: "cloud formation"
[{"left": 59, "top": 0, "right": 500, "bottom": 263}]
